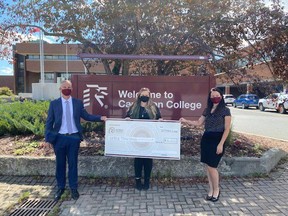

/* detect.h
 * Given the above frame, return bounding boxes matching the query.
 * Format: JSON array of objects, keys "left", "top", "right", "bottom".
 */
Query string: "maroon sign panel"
[{"left": 71, "top": 75, "right": 216, "bottom": 120}]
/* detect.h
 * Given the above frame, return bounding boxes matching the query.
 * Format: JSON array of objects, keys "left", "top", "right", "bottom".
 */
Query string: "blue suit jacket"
[{"left": 45, "top": 97, "right": 102, "bottom": 144}]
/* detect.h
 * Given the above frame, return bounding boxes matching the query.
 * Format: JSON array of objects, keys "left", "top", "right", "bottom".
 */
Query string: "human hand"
[
  {"left": 42, "top": 142, "right": 53, "bottom": 155},
  {"left": 216, "top": 144, "right": 223, "bottom": 154},
  {"left": 101, "top": 116, "right": 107, "bottom": 121},
  {"left": 179, "top": 117, "right": 187, "bottom": 123}
]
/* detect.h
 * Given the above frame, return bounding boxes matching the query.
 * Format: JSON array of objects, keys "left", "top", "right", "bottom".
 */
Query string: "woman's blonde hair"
[{"left": 129, "top": 87, "right": 158, "bottom": 119}]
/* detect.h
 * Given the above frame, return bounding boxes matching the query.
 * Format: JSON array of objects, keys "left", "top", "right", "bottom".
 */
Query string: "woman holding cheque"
[
  {"left": 125, "top": 87, "right": 162, "bottom": 191},
  {"left": 180, "top": 87, "right": 231, "bottom": 202}
]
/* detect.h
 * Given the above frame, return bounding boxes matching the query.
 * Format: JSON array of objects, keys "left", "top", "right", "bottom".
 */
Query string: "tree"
[
  {"left": 213, "top": 0, "right": 288, "bottom": 84},
  {"left": 0, "top": 0, "right": 287, "bottom": 81}
]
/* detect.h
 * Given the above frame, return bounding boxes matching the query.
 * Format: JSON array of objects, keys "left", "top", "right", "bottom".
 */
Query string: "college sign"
[{"left": 71, "top": 75, "right": 215, "bottom": 120}]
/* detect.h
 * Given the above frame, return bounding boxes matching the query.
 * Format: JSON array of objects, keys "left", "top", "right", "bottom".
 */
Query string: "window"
[
  {"left": 58, "top": 73, "right": 71, "bottom": 79},
  {"left": 68, "top": 55, "right": 80, "bottom": 60},
  {"left": 45, "top": 55, "right": 53, "bottom": 59},
  {"left": 44, "top": 73, "right": 54, "bottom": 81},
  {"left": 19, "top": 62, "right": 24, "bottom": 69},
  {"left": 28, "top": 55, "right": 40, "bottom": 59}
]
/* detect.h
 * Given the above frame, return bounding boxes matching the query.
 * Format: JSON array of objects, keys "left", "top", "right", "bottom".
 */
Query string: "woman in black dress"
[
  {"left": 125, "top": 87, "right": 162, "bottom": 190},
  {"left": 180, "top": 87, "right": 231, "bottom": 202}
]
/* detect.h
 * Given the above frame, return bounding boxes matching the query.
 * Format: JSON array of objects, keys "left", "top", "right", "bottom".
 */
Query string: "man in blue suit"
[{"left": 45, "top": 80, "right": 107, "bottom": 201}]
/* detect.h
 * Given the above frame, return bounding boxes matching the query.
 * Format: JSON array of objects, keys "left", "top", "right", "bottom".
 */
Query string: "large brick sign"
[{"left": 71, "top": 75, "right": 215, "bottom": 120}]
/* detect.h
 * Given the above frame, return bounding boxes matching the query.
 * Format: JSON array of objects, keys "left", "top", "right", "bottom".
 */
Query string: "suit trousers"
[{"left": 53, "top": 133, "right": 81, "bottom": 190}]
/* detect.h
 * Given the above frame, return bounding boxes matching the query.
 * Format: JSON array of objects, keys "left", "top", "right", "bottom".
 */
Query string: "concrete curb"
[{"left": 0, "top": 148, "right": 286, "bottom": 177}]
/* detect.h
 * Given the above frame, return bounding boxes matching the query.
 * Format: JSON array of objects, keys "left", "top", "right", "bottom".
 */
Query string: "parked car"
[
  {"left": 277, "top": 94, "right": 288, "bottom": 114},
  {"left": 258, "top": 93, "right": 280, "bottom": 112},
  {"left": 233, "top": 94, "right": 259, "bottom": 109},
  {"left": 223, "top": 94, "right": 235, "bottom": 105}
]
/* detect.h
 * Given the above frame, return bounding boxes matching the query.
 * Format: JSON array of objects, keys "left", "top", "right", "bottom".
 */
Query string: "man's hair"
[{"left": 60, "top": 80, "right": 72, "bottom": 87}]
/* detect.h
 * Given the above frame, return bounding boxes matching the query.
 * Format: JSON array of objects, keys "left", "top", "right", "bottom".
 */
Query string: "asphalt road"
[{"left": 229, "top": 106, "right": 288, "bottom": 141}]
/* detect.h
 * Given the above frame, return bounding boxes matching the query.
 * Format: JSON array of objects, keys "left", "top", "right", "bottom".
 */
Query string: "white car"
[
  {"left": 258, "top": 93, "right": 288, "bottom": 114},
  {"left": 223, "top": 94, "right": 235, "bottom": 105},
  {"left": 277, "top": 94, "right": 288, "bottom": 114},
  {"left": 258, "top": 93, "right": 280, "bottom": 112}
]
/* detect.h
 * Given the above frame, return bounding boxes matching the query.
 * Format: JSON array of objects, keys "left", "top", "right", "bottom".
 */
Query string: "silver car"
[{"left": 223, "top": 94, "right": 235, "bottom": 106}]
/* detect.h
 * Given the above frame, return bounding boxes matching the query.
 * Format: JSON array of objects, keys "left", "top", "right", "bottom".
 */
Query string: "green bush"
[
  {"left": 82, "top": 121, "right": 104, "bottom": 133},
  {"left": 0, "top": 100, "right": 104, "bottom": 137},
  {"left": 0, "top": 100, "right": 49, "bottom": 137},
  {"left": 0, "top": 87, "right": 14, "bottom": 96}
]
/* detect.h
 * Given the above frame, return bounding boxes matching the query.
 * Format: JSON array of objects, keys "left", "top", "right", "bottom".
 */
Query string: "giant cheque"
[{"left": 105, "top": 119, "right": 181, "bottom": 160}]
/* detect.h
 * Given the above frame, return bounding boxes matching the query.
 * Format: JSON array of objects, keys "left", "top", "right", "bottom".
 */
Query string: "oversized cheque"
[{"left": 105, "top": 119, "right": 181, "bottom": 160}]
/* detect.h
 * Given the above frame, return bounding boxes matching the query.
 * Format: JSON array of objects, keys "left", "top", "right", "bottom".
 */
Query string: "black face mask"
[{"left": 140, "top": 96, "right": 149, "bottom": 102}]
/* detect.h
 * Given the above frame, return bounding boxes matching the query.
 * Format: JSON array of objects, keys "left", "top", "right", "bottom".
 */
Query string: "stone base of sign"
[{"left": 0, "top": 148, "right": 286, "bottom": 177}]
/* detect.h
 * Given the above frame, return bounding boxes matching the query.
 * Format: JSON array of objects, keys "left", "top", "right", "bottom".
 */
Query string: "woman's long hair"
[
  {"left": 129, "top": 87, "right": 158, "bottom": 119},
  {"left": 206, "top": 87, "right": 226, "bottom": 113}
]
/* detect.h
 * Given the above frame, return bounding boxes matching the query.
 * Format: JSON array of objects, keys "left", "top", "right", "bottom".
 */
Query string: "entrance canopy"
[{"left": 78, "top": 53, "right": 210, "bottom": 61}]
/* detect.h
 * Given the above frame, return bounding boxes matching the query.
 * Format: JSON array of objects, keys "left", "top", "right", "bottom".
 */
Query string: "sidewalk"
[{"left": 1, "top": 159, "right": 288, "bottom": 216}]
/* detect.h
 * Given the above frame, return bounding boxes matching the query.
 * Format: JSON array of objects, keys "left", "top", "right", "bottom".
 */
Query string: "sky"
[{"left": 0, "top": 0, "right": 287, "bottom": 76}]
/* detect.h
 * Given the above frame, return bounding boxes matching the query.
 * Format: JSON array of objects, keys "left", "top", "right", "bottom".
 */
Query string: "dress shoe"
[
  {"left": 211, "top": 191, "right": 221, "bottom": 202},
  {"left": 205, "top": 194, "right": 213, "bottom": 201},
  {"left": 71, "top": 189, "right": 80, "bottom": 200},
  {"left": 54, "top": 189, "right": 65, "bottom": 201},
  {"left": 142, "top": 183, "right": 149, "bottom": 190},
  {"left": 135, "top": 178, "right": 142, "bottom": 191},
  {"left": 142, "top": 179, "right": 150, "bottom": 191}
]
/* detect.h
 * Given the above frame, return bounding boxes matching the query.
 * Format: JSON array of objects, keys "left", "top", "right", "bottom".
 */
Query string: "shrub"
[
  {"left": 0, "top": 87, "right": 13, "bottom": 96},
  {"left": 0, "top": 100, "right": 49, "bottom": 136},
  {"left": 82, "top": 121, "right": 104, "bottom": 133},
  {"left": 0, "top": 100, "right": 104, "bottom": 137}
]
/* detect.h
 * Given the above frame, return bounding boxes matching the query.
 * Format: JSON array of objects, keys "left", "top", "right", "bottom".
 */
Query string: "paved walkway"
[{"left": 1, "top": 159, "right": 288, "bottom": 216}]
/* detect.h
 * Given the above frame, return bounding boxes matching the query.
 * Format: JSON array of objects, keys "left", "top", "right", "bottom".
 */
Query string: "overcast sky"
[{"left": 0, "top": 0, "right": 287, "bottom": 76}]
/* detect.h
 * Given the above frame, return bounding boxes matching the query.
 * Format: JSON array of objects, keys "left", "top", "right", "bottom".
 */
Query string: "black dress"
[{"left": 200, "top": 107, "right": 231, "bottom": 168}]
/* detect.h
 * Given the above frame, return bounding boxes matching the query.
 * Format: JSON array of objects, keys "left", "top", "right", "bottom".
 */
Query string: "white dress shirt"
[{"left": 59, "top": 97, "right": 78, "bottom": 134}]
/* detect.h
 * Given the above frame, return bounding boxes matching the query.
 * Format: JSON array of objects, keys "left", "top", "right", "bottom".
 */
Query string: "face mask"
[
  {"left": 140, "top": 96, "right": 149, "bottom": 102},
  {"left": 211, "top": 97, "right": 221, "bottom": 104},
  {"left": 62, "top": 89, "right": 72, "bottom": 96}
]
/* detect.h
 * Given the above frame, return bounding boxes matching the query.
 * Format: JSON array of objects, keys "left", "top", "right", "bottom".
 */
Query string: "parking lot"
[{"left": 229, "top": 106, "right": 288, "bottom": 141}]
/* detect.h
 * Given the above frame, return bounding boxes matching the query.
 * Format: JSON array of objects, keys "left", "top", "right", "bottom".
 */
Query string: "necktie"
[{"left": 66, "top": 100, "right": 73, "bottom": 134}]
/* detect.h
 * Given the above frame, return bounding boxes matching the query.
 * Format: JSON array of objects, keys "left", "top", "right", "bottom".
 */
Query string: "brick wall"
[{"left": 0, "top": 76, "right": 15, "bottom": 93}]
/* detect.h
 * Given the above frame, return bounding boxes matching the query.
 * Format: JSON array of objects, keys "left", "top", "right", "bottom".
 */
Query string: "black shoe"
[
  {"left": 142, "top": 183, "right": 149, "bottom": 190},
  {"left": 142, "top": 179, "right": 150, "bottom": 191},
  {"left": 211, "top": 191, "right": 220, "bottom": 202},
  {"left": 135, "top": 179, "right": 142, "bottom": 191},
  {"left": 205, "top": 195, "right": 213, "bottom": 201},
  {"left": 71, "top": 189, "right": 80, "bottom": 200},
  {"left": 54, "top": 189, "right": 65, "bottom": 201}
]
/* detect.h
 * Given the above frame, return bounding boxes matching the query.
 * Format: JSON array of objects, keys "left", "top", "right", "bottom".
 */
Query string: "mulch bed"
[{"left": 2, "top": 126, "right": 284, "bottom": 158}]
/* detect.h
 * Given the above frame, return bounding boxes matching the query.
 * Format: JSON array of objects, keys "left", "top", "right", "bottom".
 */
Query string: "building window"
[
  {"left": 28, "top": 55, "right": 40, "bottom": 59},
  {"left": 68, "top": 55, "right": 80, "bottom": 60},
  {"left": 58, "top": 73, "right": 71, "bottom": 79},
  {"left": 45, "top": 55, "right": 53, "bottom": 59},
  {"left": 44, "top": 73, "right": 54, "bottom": 81},
  {"left": 19, "top": 62, "right": 24, "bottom": 69}
]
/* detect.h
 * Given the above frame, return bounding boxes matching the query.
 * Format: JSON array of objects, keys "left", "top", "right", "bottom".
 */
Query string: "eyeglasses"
[{"left": 210, "top": 88, "right": 217, "bottom": 92}]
